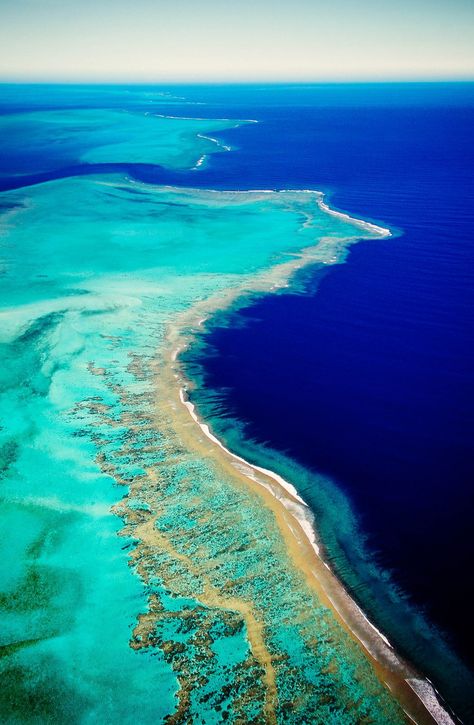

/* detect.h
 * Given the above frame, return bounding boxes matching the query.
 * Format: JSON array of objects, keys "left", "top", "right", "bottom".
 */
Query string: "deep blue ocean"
[
  {"left": 1, "top": 82, "right": 473, "bottom": 721},
  {"left": 179, "top": 83, "right": 474, "bottom": 721}
]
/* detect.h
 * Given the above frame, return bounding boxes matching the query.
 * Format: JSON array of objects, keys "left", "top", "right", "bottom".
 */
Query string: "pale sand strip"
[
  {"left": 175, "top": 384, "right": 454, "bottom": 725},
  {"left": 153, "top": 192, "right": 455, "bottom": 725}
]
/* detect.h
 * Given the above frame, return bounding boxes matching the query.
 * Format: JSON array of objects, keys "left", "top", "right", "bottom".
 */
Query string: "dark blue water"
[
  {"left": 2, "top": 82, "right": 474, "bottom": 721},
  {"left": 179, "top": 84, "right": 474, "bottom": 721}
]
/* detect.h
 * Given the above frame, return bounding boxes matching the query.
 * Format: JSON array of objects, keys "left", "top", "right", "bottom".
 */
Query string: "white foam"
[
  {"left": 192, "top": 155, "right": 207, "bottom": 170},
  {"left": 200, "top": 188, "right": 391, "bottom": 238},
  {"left": 192, "top": 132, "right": 233, "bottom": 170},
  {"left": 146, "top": 185, "right": 391, "bottom": 239},
  {"left": 406, "top": 679, "right": 456, "bottom": 725},
  {"left": 317, "top": 196, "right": 391, "bottom": 238},
  {"left": 153, "top": 113, "right": 257, "bottom": 123},
  {"left": 171, "top": 345, "right": 183, "bottom": 362},
  {"left": 178, "top": 389, "right": 396, "bottom": 645},
  {"left": 197, "top": 132, "right": 232, "bottom": 152},
  {"left": 120, "top": 175, "right": 388, "bottom": 244},
  {"left": 177, "top": 386, "right": 454, "bottom": 725},
  {"left": 179, "top": 388, "right": 305, "bottom": 504}
]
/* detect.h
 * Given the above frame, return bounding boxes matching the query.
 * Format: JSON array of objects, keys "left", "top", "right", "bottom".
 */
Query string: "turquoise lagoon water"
[
  {"left": 1, "top": 100, "right": 405, "bottom": 722},
  {"left": 0, "top": 106, "right": 237, "bottom": 179}
]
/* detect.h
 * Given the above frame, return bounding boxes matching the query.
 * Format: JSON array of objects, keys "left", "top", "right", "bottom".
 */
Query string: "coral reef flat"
[{"left": 0, "top": 85, "right": 465, "bottom": 724}]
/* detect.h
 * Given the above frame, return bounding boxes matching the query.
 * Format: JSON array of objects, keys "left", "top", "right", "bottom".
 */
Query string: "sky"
[{"left": 0, "top": 0, "right": 473, "bottom": 82}]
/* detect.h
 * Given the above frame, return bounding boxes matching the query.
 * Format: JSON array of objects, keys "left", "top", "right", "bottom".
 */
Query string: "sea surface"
[
  {"left": 0, "top": 83, "right": 411, "bottom": 724},
  {"left": 0, "top": 82, "right": 473, "bottom": 724},
  {"left": 180, "top": 83, "right": 474, "bottom": 721}
]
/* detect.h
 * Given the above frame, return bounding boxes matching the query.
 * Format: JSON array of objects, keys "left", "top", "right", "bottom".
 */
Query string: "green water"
[{"left": 0, "top": 109, "right": 405, "bottom": 723}]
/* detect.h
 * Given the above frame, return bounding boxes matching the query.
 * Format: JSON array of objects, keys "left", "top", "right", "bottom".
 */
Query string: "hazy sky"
[{"left": 0, "top": 0, "right": 473, "bottom": 82}]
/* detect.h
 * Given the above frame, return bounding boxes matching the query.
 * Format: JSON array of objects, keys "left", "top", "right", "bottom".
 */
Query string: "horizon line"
[{"left": 1, "top": 76, "right": 474, "bottom": 86}]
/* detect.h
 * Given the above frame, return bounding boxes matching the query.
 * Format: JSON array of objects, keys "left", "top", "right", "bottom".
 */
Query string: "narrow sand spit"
[{"left": 152, "top": 198, "right": 455, "bottom": 725}]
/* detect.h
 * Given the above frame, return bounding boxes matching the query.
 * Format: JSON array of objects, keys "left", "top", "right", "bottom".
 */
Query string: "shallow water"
[
  {"left": 0, "top": 87, "right": 406, "bottom": 723},
  {"left": 180, "top": 83, "right": 474, "bottom": 722}
]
